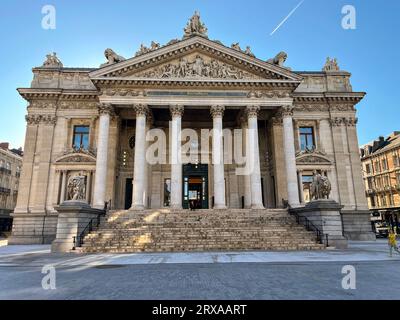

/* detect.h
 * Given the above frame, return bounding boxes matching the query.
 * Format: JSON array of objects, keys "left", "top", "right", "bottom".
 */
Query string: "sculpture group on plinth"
[
  {"left": 67, "top": 175, "right": 86, "bottom": 201},
  {"left": 310, "top": 170, "right": 331, "bottom": 200}
]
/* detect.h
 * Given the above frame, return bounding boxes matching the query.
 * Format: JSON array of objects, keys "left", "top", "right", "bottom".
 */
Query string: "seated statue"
[{"left": 100, "top": 48, "right": 125, "bottom": 67}]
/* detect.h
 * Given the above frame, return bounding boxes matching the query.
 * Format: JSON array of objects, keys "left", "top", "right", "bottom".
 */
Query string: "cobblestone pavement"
[{"left": 0, "top": 240, "right": 399, "bottom": 300}]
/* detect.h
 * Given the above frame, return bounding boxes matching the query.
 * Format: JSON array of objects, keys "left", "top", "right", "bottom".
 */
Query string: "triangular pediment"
[
  {"left": 89, "top": 36, "right": 302, "bottom": 82},
  {"left": 296, "top": 151, "right": 332, "bottom": 165}
]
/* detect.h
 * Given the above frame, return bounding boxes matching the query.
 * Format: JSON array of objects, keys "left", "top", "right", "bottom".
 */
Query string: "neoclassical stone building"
[{"left": 10, "top": 13, "right": 373, "bottom": 244}]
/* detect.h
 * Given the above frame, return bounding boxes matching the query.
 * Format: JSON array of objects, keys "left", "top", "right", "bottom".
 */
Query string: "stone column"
[
  {"left": 282, "top": 105, "right": 300, "bottom": 208},
  {"left": 143, "top": 112, "right": 153, "bottom": 208},
  {"left": 85, "top": 171, "right": 92, "bottom": 203},
  {"left": 297, "top": 170, "right": 304, "bottom": 203},
  {"left": 131, "top": 104, "right": 148, "bottom": 210},
  {"left": 60, "top": 170, "right": 67, "bottom": 203},
  {"left": 169, "top": 105, "right": 184, "bottom": 209},
  {"left": 92, "top": 104, "right": 113, "bottom": 209},
  {"left": 241, "top": 118, "right": 252, "bottom": 208},
  {"left": 211, "top": 105, "right": 226, "bottom": 209},
  {"left": 246, "top": 105, "right": 264, "bottom": 209}
]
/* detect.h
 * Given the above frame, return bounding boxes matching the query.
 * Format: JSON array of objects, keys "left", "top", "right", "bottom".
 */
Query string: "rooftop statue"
[
  {"left": 323, "top": 57, "right": 340, "bottom": 72},
  {"left": 42, "top": 52, "right": 63, "bottom": 68},
  {"left": 310, "top": 170, "right": 331, "bottom": 200},
  {"left": 100, "top": 48, "right": 125, "bottom": 67},
  {"left": 267, "top": 51, "right": 288, "bottom": 67},
  {"left": 183, "top": 11, "right": 208, "bottom": 39}
]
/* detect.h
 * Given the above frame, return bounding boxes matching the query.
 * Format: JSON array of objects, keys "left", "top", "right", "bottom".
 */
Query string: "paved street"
[{"left": 0, "top": 240, "right": 399, "bottom": 300}]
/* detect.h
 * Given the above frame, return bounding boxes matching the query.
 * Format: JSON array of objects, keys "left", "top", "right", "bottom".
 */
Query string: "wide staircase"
[{"left": 80, "top": 209, "right": 324, "bottom": 253}]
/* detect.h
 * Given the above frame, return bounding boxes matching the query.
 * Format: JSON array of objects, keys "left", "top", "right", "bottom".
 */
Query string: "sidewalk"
[{"left": 0, "top": 240, "right": 398, "bottom": 267}]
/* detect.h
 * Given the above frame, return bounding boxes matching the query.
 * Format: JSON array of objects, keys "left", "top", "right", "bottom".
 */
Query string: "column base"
[
  {"left": 251, "top": 204, "right": 264, "bottom": 210},
  {"left": 130, "top": 205, "right": 145, "bottom": 210},
  {"left": 213, "top": 205, "right": 227, "bottom": 210},
  {"left": 170, "top": 204, "right": 183, "bottom": 210}
]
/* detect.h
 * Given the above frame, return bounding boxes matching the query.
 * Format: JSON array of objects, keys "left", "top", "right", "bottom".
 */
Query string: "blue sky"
[{"left": 0, "top": 0, "right": 399, "bottom": 148}]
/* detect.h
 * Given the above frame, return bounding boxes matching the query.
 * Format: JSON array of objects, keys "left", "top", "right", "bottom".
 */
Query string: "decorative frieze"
[
  {"left": 101, "top": 88, "right": 147, "bottom": 97},
  {"left": 330, "top": 117, "right": 358, "bottom": 127},
  {"left": 294, "top": 104, "right": 328, "bottom": 112},
  {"left": 59, "top": 101, "right": 99, "bottom": 110},
  {"left": 25, "top": 114, "right": 56, "bottom": 125},
  {"left": 247, "top": 90, "right": 291, "bottom": 99},
  {"left": 210, "top": 105, "right": 225, "bottom": 118},
  {"left": 329, "top": 104, "right": 356, "bottom": 112},
  {"left": 28, "top": 101, "right": 57, "bottom": 109},
  {"left": 169, "top": 105, "right": 184, "bottom": 118}
]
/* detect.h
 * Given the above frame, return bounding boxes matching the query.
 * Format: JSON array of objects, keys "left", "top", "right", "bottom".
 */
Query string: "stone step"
[{"left": 81, "top": 208, "right": 324, "bottom": 253}]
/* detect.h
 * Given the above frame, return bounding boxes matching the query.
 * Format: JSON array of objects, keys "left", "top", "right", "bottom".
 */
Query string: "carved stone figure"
[
  {"left": 322, "top": 57, "right": 340, "bottom": 72},
  {"left": 42, "top": 52, "right": 63, "bottom": 68},
  {"left": 151, "top": 41, "right": 160, "bottom": 50},
  {"left": 231, "top": 43, "right": 241, "bottom": 51},
  {"left": 183, "top": 11, "right": 208, "bottom": 39},
  {"left": 245, "top": 46, "right": 255, "bottom": 57},
  {"left": 267, "top": 51, "right": 288, "bottom": 67},
  {"left": 310, "top": 170, "right": 331, "bottom": 200},
  {"left": 67, "top": 175, "right": 86, "bottom": 201},
  {"left": 100, "top": 48, "right": 125, "bottom": 67}
]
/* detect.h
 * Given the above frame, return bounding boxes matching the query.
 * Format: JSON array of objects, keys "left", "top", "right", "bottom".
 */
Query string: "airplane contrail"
[{"left": 270, "top": 0, "right": 305, "bottom": 36}]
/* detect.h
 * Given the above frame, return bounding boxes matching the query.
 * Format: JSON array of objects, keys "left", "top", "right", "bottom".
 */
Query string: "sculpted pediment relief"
[
  {"left": 55, "top": 150, "right": 96, "bottom": 163},
  {"left": 129, "top": 53, "right": 263, "bottom": 80},
  {"left": 296, "top": 150, "right": 332, "bottom": 165}
]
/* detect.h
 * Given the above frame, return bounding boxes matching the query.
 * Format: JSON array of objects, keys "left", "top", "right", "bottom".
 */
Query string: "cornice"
[{"left": 17, "top": 88, "right": 99, "bottom": 101}]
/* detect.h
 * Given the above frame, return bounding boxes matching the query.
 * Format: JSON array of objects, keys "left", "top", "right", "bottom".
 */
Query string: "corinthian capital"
[
  {"left": 134, "top": 104, "right": 149, "bottom": 117},
  {"left": 245, "top": 105, "right": 260, "bottom": 119},
  {"left": 25, "top": 114, "right": 41, "bottom": 125},
  {"left": 210, "top": 105, "right": 225, "bottom": 118},
  {"left": 169, "top": 105, "right": 184, "bottom": 118},
  {"left": 98, "top": 103, "right": 114, "bottom": 116},
  {"left": 281, "top": 105, "right": 294, "bottom": 117}
]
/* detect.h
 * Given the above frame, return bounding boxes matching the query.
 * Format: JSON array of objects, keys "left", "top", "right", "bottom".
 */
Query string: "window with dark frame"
[
  {"left": 299, "top": 127, "right": 315, "bottom": 151},
  {"left": 72, "top": 125, "right": 90, "bottom": 150}
]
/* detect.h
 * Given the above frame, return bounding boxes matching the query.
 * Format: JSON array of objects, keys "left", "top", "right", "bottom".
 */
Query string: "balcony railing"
[{"left": 0, "top": 167, "right": 11, "bottom": 175}]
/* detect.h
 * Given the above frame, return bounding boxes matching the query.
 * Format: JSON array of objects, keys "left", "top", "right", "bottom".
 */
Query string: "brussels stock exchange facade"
[{"left": 10, "top": 13, "right": 374, "bottom": 245}]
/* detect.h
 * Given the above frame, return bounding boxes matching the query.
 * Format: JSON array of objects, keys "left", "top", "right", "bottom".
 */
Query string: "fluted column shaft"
[
  {"left": 60, "top": 170, "right": 67, "bottom": 203},
  {"left": 93, "top": 104, "right": 113, "bottom": 209},
  {"left": 246, "top": 106, "right": 264, "bottom": 209},
  {"left": 170, "top": 105, "right": 184, "bottom": 209},
  {"left": 211, "top": 105, "right": 226, "bottom": 209},
  {"left": 282, "top": 105, "right": 300, "bottom": 207},
  {"left": 241, "top": 119, "right": 251, "bottom": 208},
  {"left": 131, "top": 104, "right": 148, "bottom": 210}
]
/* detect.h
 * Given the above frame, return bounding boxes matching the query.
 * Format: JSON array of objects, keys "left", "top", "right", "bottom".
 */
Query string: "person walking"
[{"left": 388, "top": 229, "right": 400, "bottom": 257}]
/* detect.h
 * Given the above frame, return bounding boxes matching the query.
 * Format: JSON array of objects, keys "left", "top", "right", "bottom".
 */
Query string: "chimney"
[{"left": 0, "top": 142, "right": 9, "bottom": 150}]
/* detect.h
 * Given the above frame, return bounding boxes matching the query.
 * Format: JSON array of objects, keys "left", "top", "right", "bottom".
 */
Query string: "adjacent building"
[
  {"left": 10, "top": 12, "right": 374, "bottom": 245},
  {"left": 0, "top": 143, "right": 22, "bottom": 233},
  {"left": 360, "top": 132, "right": 400, "bottom": 233}
]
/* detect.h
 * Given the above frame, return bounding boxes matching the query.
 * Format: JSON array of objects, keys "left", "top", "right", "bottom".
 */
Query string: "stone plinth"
[
  {"left": 51, "top": 201, "right": 105, "bottom": 253},
  {"left": 290, "top": 199, "right": 348, "bottom": 249}
]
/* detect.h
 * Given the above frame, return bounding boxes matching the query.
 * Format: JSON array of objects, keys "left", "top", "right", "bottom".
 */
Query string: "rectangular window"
[
  {"left": 365, "top": 164, "right": 371, "bottom": 174},
  {"left": 299, "top": 127, "right": 315, "bottom": 151},
  {"left": 382, "top": 159, "right": 388, "bottom": 171},
  {"left": 302, "top": 175, "right": 313, "bottom": 203},
  {"left": 72, "top": 126, "right": 90, "bottom": 150}
]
